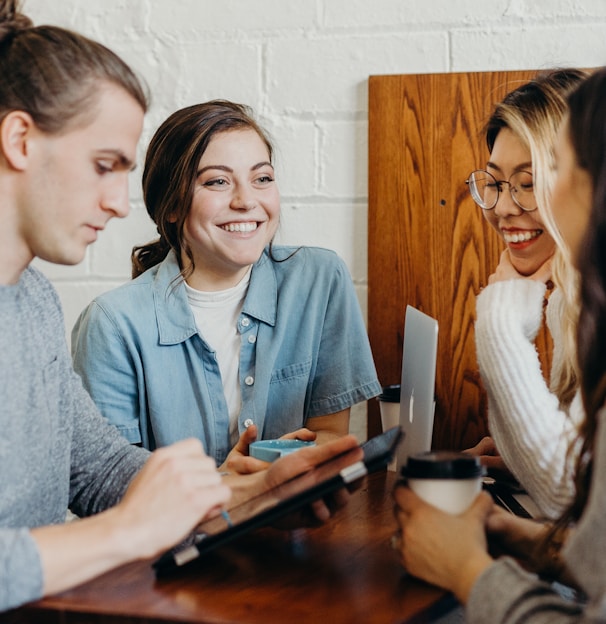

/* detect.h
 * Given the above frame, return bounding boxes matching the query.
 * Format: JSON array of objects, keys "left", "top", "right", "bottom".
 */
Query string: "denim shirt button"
[
  {"left": 241, "top": 317, "right": 251, "bottom": 327},
  {"left": 248, "top": 334, "right": 256, "bottom": 344},
  {"left": 244, "top": 418, "right": 254, "bottom": 428},
  {"left": 244, "top": 375, "right": 254, "bottom": 386}
]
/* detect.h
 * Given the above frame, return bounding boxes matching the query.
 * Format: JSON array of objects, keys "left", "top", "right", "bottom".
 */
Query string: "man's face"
[{"left": 19, "top": 83, "right": 144, "bottom": 267}]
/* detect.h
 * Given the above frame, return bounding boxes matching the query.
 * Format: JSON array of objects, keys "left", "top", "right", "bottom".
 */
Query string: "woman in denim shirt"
[{"left": 72, "top": 100, "right": 381, "bottom": 471}]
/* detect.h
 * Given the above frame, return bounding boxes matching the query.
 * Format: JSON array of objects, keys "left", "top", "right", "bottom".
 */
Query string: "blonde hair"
[{"left": 486, "top": 69, "right": 587, "bottom": 407}]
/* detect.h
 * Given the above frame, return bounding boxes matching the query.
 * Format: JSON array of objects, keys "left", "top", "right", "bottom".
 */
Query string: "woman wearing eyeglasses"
[
  {"left": 465, "top": 69, "right": 587, "bottom": 519},
  {"left": 394, "top": 64, "right": 606, "bottom": 624}
]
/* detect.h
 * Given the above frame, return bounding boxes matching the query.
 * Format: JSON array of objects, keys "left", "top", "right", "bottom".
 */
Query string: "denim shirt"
[{"left": 72, "top": 246, "right": 381, "bottom": 464}]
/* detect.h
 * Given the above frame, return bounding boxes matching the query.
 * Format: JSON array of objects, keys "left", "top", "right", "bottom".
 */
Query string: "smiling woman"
[
  {"left": 71, "top": 100, "right": 381, "bottom": 472},
  {"left": 466, "top": 69, "right": 589, "bottom": 519},
  {"left": 181, "top": 128, "right": 280, "bottom": 291},
  {"left": 474, "top": 127, "right": 555, "bottom": 276},
  {"left": 394, "top": 64, "right": 606, "bottom": 624}
]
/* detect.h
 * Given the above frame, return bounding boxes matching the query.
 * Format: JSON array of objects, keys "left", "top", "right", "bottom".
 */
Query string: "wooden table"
[{"left": 6, "top": 471, "right": 456, "bottom": 624}]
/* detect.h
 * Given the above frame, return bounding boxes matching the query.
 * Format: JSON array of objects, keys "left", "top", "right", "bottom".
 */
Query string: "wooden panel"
[{"left": 367, "top": 70, "right": 553, "bottom": 450}]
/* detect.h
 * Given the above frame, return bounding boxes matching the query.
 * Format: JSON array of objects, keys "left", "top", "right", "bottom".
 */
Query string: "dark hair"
[
  {"left": 133, "top": 100, "right": 274, "bottom": 280},
  {"left": 0, "top": 0, "right": 148, "bottom": 133},
  {"left": 536, "top": 68, "right": 606, "bottom": 575},
  {"left": 561, "top": 67, "right": 606, "bottom": 525}
]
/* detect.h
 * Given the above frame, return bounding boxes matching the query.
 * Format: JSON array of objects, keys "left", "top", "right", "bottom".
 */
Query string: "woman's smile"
[
  {"left": 219, "top": 221, "right": 259, "bottom": 233},
  {"left": 501, "top": 227, "right": 543, "bottom": 247}
]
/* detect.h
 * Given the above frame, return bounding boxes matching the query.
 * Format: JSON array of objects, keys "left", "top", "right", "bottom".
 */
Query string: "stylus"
[{"left": 221, "top": 509, "right": 234, "bottom": 528}]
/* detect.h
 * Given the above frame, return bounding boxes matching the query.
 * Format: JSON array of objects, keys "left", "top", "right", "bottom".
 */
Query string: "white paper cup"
[
  {"left": 377, "top": 385, "right": 400, "bottom": 471},
  {"left": 402, "top": 452, "right": 485, "bottom": 514}
]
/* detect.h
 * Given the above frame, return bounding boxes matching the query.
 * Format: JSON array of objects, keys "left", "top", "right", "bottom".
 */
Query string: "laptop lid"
[{"left": 395, "top": 305, "right": 439, "bottom": 470}]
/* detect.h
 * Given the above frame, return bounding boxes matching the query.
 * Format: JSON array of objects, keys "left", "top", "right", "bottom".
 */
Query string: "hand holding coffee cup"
[{"left": 401, "top": 451, "right": 485, "bottom": 515}]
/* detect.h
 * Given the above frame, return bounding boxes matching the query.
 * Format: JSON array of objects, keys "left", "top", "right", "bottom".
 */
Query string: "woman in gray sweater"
[{"left": 395, "top": 67, "right": 606, "bottom": 622}]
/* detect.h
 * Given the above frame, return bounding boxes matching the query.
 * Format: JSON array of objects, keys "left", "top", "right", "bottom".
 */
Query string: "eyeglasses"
[{"left": 465, "top": 169, "right": 537, "bottom": 212}]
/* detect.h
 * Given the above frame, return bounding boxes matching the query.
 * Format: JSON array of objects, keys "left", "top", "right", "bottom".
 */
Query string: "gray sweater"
[
  {"left": 468, "top": 409, "right": 606, "bottom": 622},
  {"left": 0, "top": 267, "right": 149, "bottom": 611}
]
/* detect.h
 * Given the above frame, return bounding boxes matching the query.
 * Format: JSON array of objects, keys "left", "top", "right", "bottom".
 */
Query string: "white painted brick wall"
[{"left": 23, "top": 0, "right": 606, "bottom": 439}]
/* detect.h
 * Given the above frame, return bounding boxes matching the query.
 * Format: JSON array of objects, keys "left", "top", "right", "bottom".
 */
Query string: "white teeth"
[
  {"left": 503, "top": 230, "right": 541, "bottom": 244},
  {"left": 221, "top": 222, "right": 258, "bottom": 233}
]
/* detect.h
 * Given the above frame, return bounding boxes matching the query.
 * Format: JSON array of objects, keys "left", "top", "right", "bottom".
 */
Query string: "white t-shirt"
[{"left": 185, "top": 269, "right": 251, "bottom": 445}]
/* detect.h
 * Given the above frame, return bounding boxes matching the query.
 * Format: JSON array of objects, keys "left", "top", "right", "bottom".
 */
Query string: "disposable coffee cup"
[
  {"left": 377, "top": 385, "right": 400, "bottom": 470},
  {"left": 402, "top": 451, "right": 485, "bottom": 514}
]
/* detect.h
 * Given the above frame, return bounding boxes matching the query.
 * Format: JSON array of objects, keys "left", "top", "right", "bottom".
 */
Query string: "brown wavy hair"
[
  {"left": 545, "top": 67, "right": 606, "bottom": 566},
  {"left": 132, "top": 100, "right": 274, "bottom": 280}
]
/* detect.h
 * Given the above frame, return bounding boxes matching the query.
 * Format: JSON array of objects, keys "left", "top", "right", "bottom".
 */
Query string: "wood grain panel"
[{"left": 368, "top": 70, "right": 553, "bottom": 450}]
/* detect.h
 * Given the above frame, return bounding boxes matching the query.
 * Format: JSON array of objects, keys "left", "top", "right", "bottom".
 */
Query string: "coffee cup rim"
[
  {"left": 401, "top": 451, "right": 485, "bottom": 479},
  {"left": 377, "top": 384, "right": 401, "bottom": 403}
]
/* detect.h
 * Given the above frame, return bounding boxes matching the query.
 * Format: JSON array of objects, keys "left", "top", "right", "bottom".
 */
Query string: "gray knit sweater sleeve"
[
  {"left": 467, "top": 410, "right": 606, "bottom": 623},
  {"left": 467, "top": 558, "right": 583, "bottom": 623},
  {"left": 0, "top": 267, "right": 149, "bottom": 612},
  {"left": 475, "top": 281, "right": 581, "bottom": 518}
]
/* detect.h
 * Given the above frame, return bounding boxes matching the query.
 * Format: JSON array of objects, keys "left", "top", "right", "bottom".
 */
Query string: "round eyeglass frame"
[{"left": 465, "top": 169, "right": 537, "bottom": 212}]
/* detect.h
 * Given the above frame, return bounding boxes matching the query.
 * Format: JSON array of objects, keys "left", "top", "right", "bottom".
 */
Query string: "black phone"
[{"left": 153, "top": 426, "right": 403, "bottom": 576}]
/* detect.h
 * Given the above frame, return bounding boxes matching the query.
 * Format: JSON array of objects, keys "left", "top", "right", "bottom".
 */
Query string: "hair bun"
[{"left": 0, "top": 1, "right": 33, "bottom": 43}]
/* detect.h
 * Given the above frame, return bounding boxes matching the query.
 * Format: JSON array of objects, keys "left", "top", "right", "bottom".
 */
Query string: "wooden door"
[{"left": 367, "top": 70, "right": 553, "bottom": 450}]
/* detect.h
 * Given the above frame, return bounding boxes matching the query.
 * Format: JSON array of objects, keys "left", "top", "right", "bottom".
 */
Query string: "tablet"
[{"left": 153, "top": 426, "right": 403, "bottom": 576}]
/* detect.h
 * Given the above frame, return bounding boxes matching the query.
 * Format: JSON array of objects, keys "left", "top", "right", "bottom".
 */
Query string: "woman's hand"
[
  {"left": 393, "top": 484, "right": 494, "bottom": 603},
  {"left": 218, "top": 424, "right": 265, "bottom": 474},
  {"left": 219, "top": 426, "right": 318, "bottom": 475},
  {"left": 485, "top": 506, "right": 551, "bottom": 569},
  {"left": 463, "top": 436, "right": 512, "bottom": 479},
  {"left": 489, "top": 249, "right": 553, "bottom": 285},
  {"left": 225, "top": 434, "right": 361, "bottom": 527},
  {"left": 268, "top": 433, "right": 361, "bottom": 526},
  {"left": 279, "top": 428, "right": 318, "bottom": 442}
]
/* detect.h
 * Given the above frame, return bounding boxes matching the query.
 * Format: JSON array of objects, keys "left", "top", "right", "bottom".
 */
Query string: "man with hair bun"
[{"left": 0, "top": 0, "right": 359, "bottom": 612}]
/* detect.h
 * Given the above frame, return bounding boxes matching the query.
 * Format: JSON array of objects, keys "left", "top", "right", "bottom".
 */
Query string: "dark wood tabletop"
[{"left": 6, "top": 471, "right": 456, "bottom": 624}]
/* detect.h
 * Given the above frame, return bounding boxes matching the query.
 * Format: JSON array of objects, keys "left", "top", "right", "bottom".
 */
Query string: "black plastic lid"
[
  {"left": 377, "top": 384, "right": 401, "bottom": 403},
  {"left": 402, "top": 451, "right": 485, "bottom": 479}
]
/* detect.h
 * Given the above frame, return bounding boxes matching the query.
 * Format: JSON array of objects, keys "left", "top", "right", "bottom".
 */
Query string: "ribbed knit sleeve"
[
  {"left": 467, "top": 558, "right": 584, "bottom": 623},
  {"left": 475, "top": 280, "right": 581, "bottom": 518}
]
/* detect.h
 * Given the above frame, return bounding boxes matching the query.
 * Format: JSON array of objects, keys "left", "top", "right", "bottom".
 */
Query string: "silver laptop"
[
  {"left": 393, "top": 306, "right": 540, "bottom": 518},
  {"left": 394, "top": 305, "right": 439, "bottom": 471}
]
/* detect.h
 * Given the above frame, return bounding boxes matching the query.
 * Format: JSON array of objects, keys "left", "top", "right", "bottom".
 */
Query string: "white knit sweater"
[{"left": 475, "top": 279, "right": 583, "bottom": 519}]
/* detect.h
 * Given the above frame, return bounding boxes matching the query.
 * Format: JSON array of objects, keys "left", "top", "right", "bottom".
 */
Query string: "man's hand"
[
  {"left": 112, "top": 438, "right": 231, "bottom": 560},
  {"left": 31, "top": 438, "right": 231, "bottom": 598}
]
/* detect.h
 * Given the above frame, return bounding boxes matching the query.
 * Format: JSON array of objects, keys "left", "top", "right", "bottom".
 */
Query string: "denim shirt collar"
[
  {"left": 152, "top": 249, "right": 277, "bottom": 345},
  {"left": 242, "top": 250, "right": 277, "bottom": 327}
]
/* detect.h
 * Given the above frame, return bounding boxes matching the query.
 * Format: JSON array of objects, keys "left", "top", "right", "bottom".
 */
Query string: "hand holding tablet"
[{"left": 153, "top": 426, "right": 403, "bottom": 576}]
